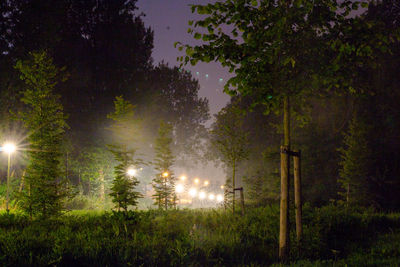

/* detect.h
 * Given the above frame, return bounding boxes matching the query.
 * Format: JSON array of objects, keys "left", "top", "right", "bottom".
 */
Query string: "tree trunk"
[
  {"left": 279, "top": 95, "right": 290, "bottom": 261},
  {"left": 232, "top": 159, "right": 236, "bottom": 214},
  {"left": 294, "top": 150, "right": 302, "bottom": 244},
  {"left": 19, "top": 170, "right": 26, "bottom": 192},
  {"left": 240, "top": 187, "right": 245, "bottom": 216},
  {"left": 99, "top": 168, "right": 105, "bottom": 201}
]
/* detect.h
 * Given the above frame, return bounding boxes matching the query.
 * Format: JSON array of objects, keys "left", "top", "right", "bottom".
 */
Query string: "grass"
[{"left": 0, "top": 205, "right": 399, "bottom": 266}]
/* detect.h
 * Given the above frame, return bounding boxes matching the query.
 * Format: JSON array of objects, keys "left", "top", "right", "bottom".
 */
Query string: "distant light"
[
  {"left": 127, "top": 168, "right": 136, "bottom": 176},
  {"left": 208, "top": 193, "right": 215, "bottom": 200},
  {"left": 162, "top": 171, "right": 169, "bottom": 178},
  {"left": 205, "top": 74, "right": 209, "bottom": 78},
  {"left": 204, "top": 180, "right": 209, "bottom": 186},
  {"left": 140, "top": 168, "right": 143, "bottom": 171},
  {"left": 189, "top": 188, "right": 197, "bottom": 197},
  {"left": 217, "top": 194, "right": 224, "bottom": 202},
  {"left": 3, "top": 143, "right": 16, "bottom": 154},
  {"left": 220, "top": 185, "right": 224, "bottom": 189},
  {"left": 196, "top": 71, "right": 199, "bottom": 76},
  {"left": 194, "top": 178, "right": 200, "bottom": 184},
  {"left": 199, "top": 191, "right": 206, "bottom": 200},
  {"left": 176, "top": 184, "right": 184, "bottom": 193},
  {"left": 180, "top": 175, "right": 187, "bottom": 181},
  {"left": 219, "top": 78, "right": 223, "bottom": 82}
]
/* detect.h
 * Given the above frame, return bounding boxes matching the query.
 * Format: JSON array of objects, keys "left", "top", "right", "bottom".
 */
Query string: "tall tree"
[
  {"left": 107, "top": 96, "right": 142, "bottom": 212},
  {"left": 152, "top": 121, "right": 176, "bottom": 210},
  {"left": 16, "top": 51, "right": 69, "bottom": 218},
  {"left": 178, "top": 0, "right": 385, "bottom": 259},
  {"left": 209, "top": 103, "right": 249, "bottom": 213}
]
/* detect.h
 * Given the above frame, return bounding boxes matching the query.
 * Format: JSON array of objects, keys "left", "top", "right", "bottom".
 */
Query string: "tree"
[
  {"left": 136, "top": 63, "right": 210, "bottom": 166},
  {"left": 178, "top": 0, "right": 384, "bottom": 259},
  {"left": 16, "top": 51, "right": 69, "bottom": 218},
  {"left": 108, "top": 96, "right": 142, "bottom": 212},
  {"left": 338, "top": 113, "right": 372, "bottom": 206},
  {"left": 152, "top": 121, "right": 176, "bottom": 210},
  {"left": 209, "top": 103, "right": 249, "bottom": 213}
]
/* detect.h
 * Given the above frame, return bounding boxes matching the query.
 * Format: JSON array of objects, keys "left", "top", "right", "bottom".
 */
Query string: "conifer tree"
[
  {"left": 152, "top": 121, "right": 176, "bottom": 210},
  {"left": 16, "top": 51, "right": 69, "bottom": 218},
  {"left": 338, "top": 113, "right": 372, "bottom": 206},
  {"left": 107, "top": 96, "right": 142, "bottom": 212}
]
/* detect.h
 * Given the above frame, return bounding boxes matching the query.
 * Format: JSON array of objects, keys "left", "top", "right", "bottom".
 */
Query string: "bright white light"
[
  {"left": 220, "top": 185, "right": 225, "bottom": 189},
  {"left": 127, "top": 168, "right": 136, "bottom": 176},
  {"left": 162, "top": 171, "right": 169, "bottom": 178},
  {"left": 176, "top": 184, "right": 184, "bottom": 193},
  {"left": 189, "top": 188, "right": 197, "bottom": 197},
  {"left": 199, "top": 191, "right": 206, "bottom": 200},
  {"left": 3, "top": 143, "right": 16, "bottom": 154},
  {"left": 204, "top": 180, "right": 209, "bottom": 186},
  {"left": 180, "top": 175, "right": 186, "bottom": 181},
  {"left": 208, "top": 193, "right": 215, "bottom": 200},
  {"left": 217, "top": 194, "right": 224, "bottom": 202},
  {"left": 194, "top": 178, "right": 200, "bottom": 184}
]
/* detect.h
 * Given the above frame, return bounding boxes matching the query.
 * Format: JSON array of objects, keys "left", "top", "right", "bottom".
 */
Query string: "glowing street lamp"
[
  {"left": 208, "top": 193, "right": 215, "bottom": 200},
  {"left": 199, "top": 191, "right": 206, "bottom": 200},
  {"left": 204, "top": 180, "right": 209, "bottom": 186},
  {"left": 162, "top": 171, "right": 169, "bottom": 178},
  {"left": 216, "top": 194, "right": 224, "bottom": 203},
  {"left": 220, "top": 185, "right": 224, "bottom": 190},
  {"left": 180, "top": 175, "right": 186, "bottom": 181},
  {"left": 3, "top": 142, "right": 16, "bottom": 212},
  {"left": 176, "top": 184, "right": 184, "bottom": 193},
  {"left": 194, "top": 178, "right": 200, "bottom": 184},
  {"left": 127, "top": 168, "right": 137, "bottom": 177},
  {"left": 188, "top": 188, "right": 197, "bottom": 197}
]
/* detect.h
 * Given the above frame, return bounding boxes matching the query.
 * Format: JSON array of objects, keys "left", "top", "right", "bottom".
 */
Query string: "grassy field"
[{"left": 0, "top": 205, "right": 399, "bottom": 266}]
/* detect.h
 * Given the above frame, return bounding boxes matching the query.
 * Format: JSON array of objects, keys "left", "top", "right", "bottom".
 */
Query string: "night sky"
[{"left": 136, "top": 0, "right": 231, "bottom": 116}]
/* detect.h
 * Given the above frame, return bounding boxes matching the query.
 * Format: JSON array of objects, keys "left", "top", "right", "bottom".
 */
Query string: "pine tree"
[
  {"left": 107, "top": 96, "right": 142, "bottom": 212},
  {"left": 338, "top": 114, "right": 372, "bottom": 206},
  {"left": 152, "top": 121, "right": 176, "bottom": 210},
  {"left": 16, "top": 51, "right": 69, "bottom": 218}
]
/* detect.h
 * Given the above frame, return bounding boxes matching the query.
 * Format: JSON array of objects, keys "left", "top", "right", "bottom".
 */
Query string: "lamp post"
[{"left": 3, "top": 143, "right": 16, "bottom": 212}]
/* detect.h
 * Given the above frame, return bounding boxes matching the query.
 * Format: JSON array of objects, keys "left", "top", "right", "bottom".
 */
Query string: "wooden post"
[
  {"left": 279, "top": 145, "right": 290, "bottom": 260},
  {"left": 19, "top": 170, "right": 26, "bottom": 192},
  {"left": 293, "top": 150, "right": 302, "bottom": 244},
  {"left": 240, "top": 187, "right": 245, "bottom": 216}
]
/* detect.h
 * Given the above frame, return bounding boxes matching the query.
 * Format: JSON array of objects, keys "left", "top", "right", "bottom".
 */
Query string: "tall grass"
[{"left": 0, "top": 204, "right": 399, "bottom": 266}]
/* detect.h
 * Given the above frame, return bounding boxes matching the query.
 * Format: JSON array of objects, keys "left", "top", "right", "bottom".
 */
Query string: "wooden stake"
[
  {"left": 294, "top": 150, "right": 302, "bottom": 244},
  {"left": 279, "top": 145, "right": 290, "bottom": 260},
  {"left": 240, "top": 187, "right": 245, "bottom": 216}
]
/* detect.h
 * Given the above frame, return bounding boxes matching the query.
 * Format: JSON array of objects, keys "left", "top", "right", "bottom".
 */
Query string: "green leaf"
[{"left": 194, "top": 33, "right": 202, "bottom": 40}]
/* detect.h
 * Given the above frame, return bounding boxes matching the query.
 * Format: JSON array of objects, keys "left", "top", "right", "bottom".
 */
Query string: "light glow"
[
  {"left": 162, "top": 171, "right": 169, "bottom": 178},
  {"left": 220, "top": 185, "right": 224, "bottom": 189},
  {"left": 180, "top": 175, "right": 187, "bottom": 181},
  {"left": 189, "top": 188, "right": 197, "bottom": 197},
  {"left": 204, "top": 180, "right": 209, "bottom": 186},
  {"left": 208, "top": 193, "right": 215, "bottom": 200},
  {"left": 199, "top": 191, "right": 206, "bottom": 200},
  {"left": 176, "top": 184, "right": 184, "bottom": 193},
  {"left": 3, "top": 143, "right": 16, "bottom": 154},
  {"left": 127, "top": 168, "right": 137, "bottom": 176},
  {"left": 194, "top": 178, "right": 200, "bottom": 184},
  {"left": 217, "top": 194, "right": 224, "bottom": 202}
]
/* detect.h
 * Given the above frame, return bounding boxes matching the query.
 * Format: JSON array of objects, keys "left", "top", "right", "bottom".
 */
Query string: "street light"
[
  {"left": 216, "top": 194, "right": 224, "bottom": 203},
  {"left": 208, "top": 193, "right": 215, "bottom": 200},
  {"left": 204, "top": 180, "right": 209, "bottom": 186},
  {"left": 180, "top": 175, "right": 186, "bottom": 181},
  {"left": 188, "top": 188, "right": 197, "bottom": 197},
  {"left": 199, "top": 191, "right": 206, "bottom": 200},
  {"left": 127, "top": 168, "right": 137, "bottom": 177},
  {"left": 162, "top": 171, "right": 169, "bottom": 178},
  {"left": 176, "top": 184, "right": 184, "bottom": 193},
  {"left": 220, "top": 185, "right": 225, "bottom": 189},
  {"left": 3, "top": 142, "right": 16, "bottom": 212},
  {"left": 194, "top": 178, "right": 200, "bottom": 184}
]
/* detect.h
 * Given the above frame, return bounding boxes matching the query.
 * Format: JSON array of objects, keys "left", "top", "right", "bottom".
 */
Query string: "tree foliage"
[
  {"left": 16, "top": 51, "right": 69, "bottom": 218},
  {"left": 107, "top": 96, "right": 142, "bottom": 212},
  {"left": 152, "top": 121, "right": 176, "bottom": 210}
]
